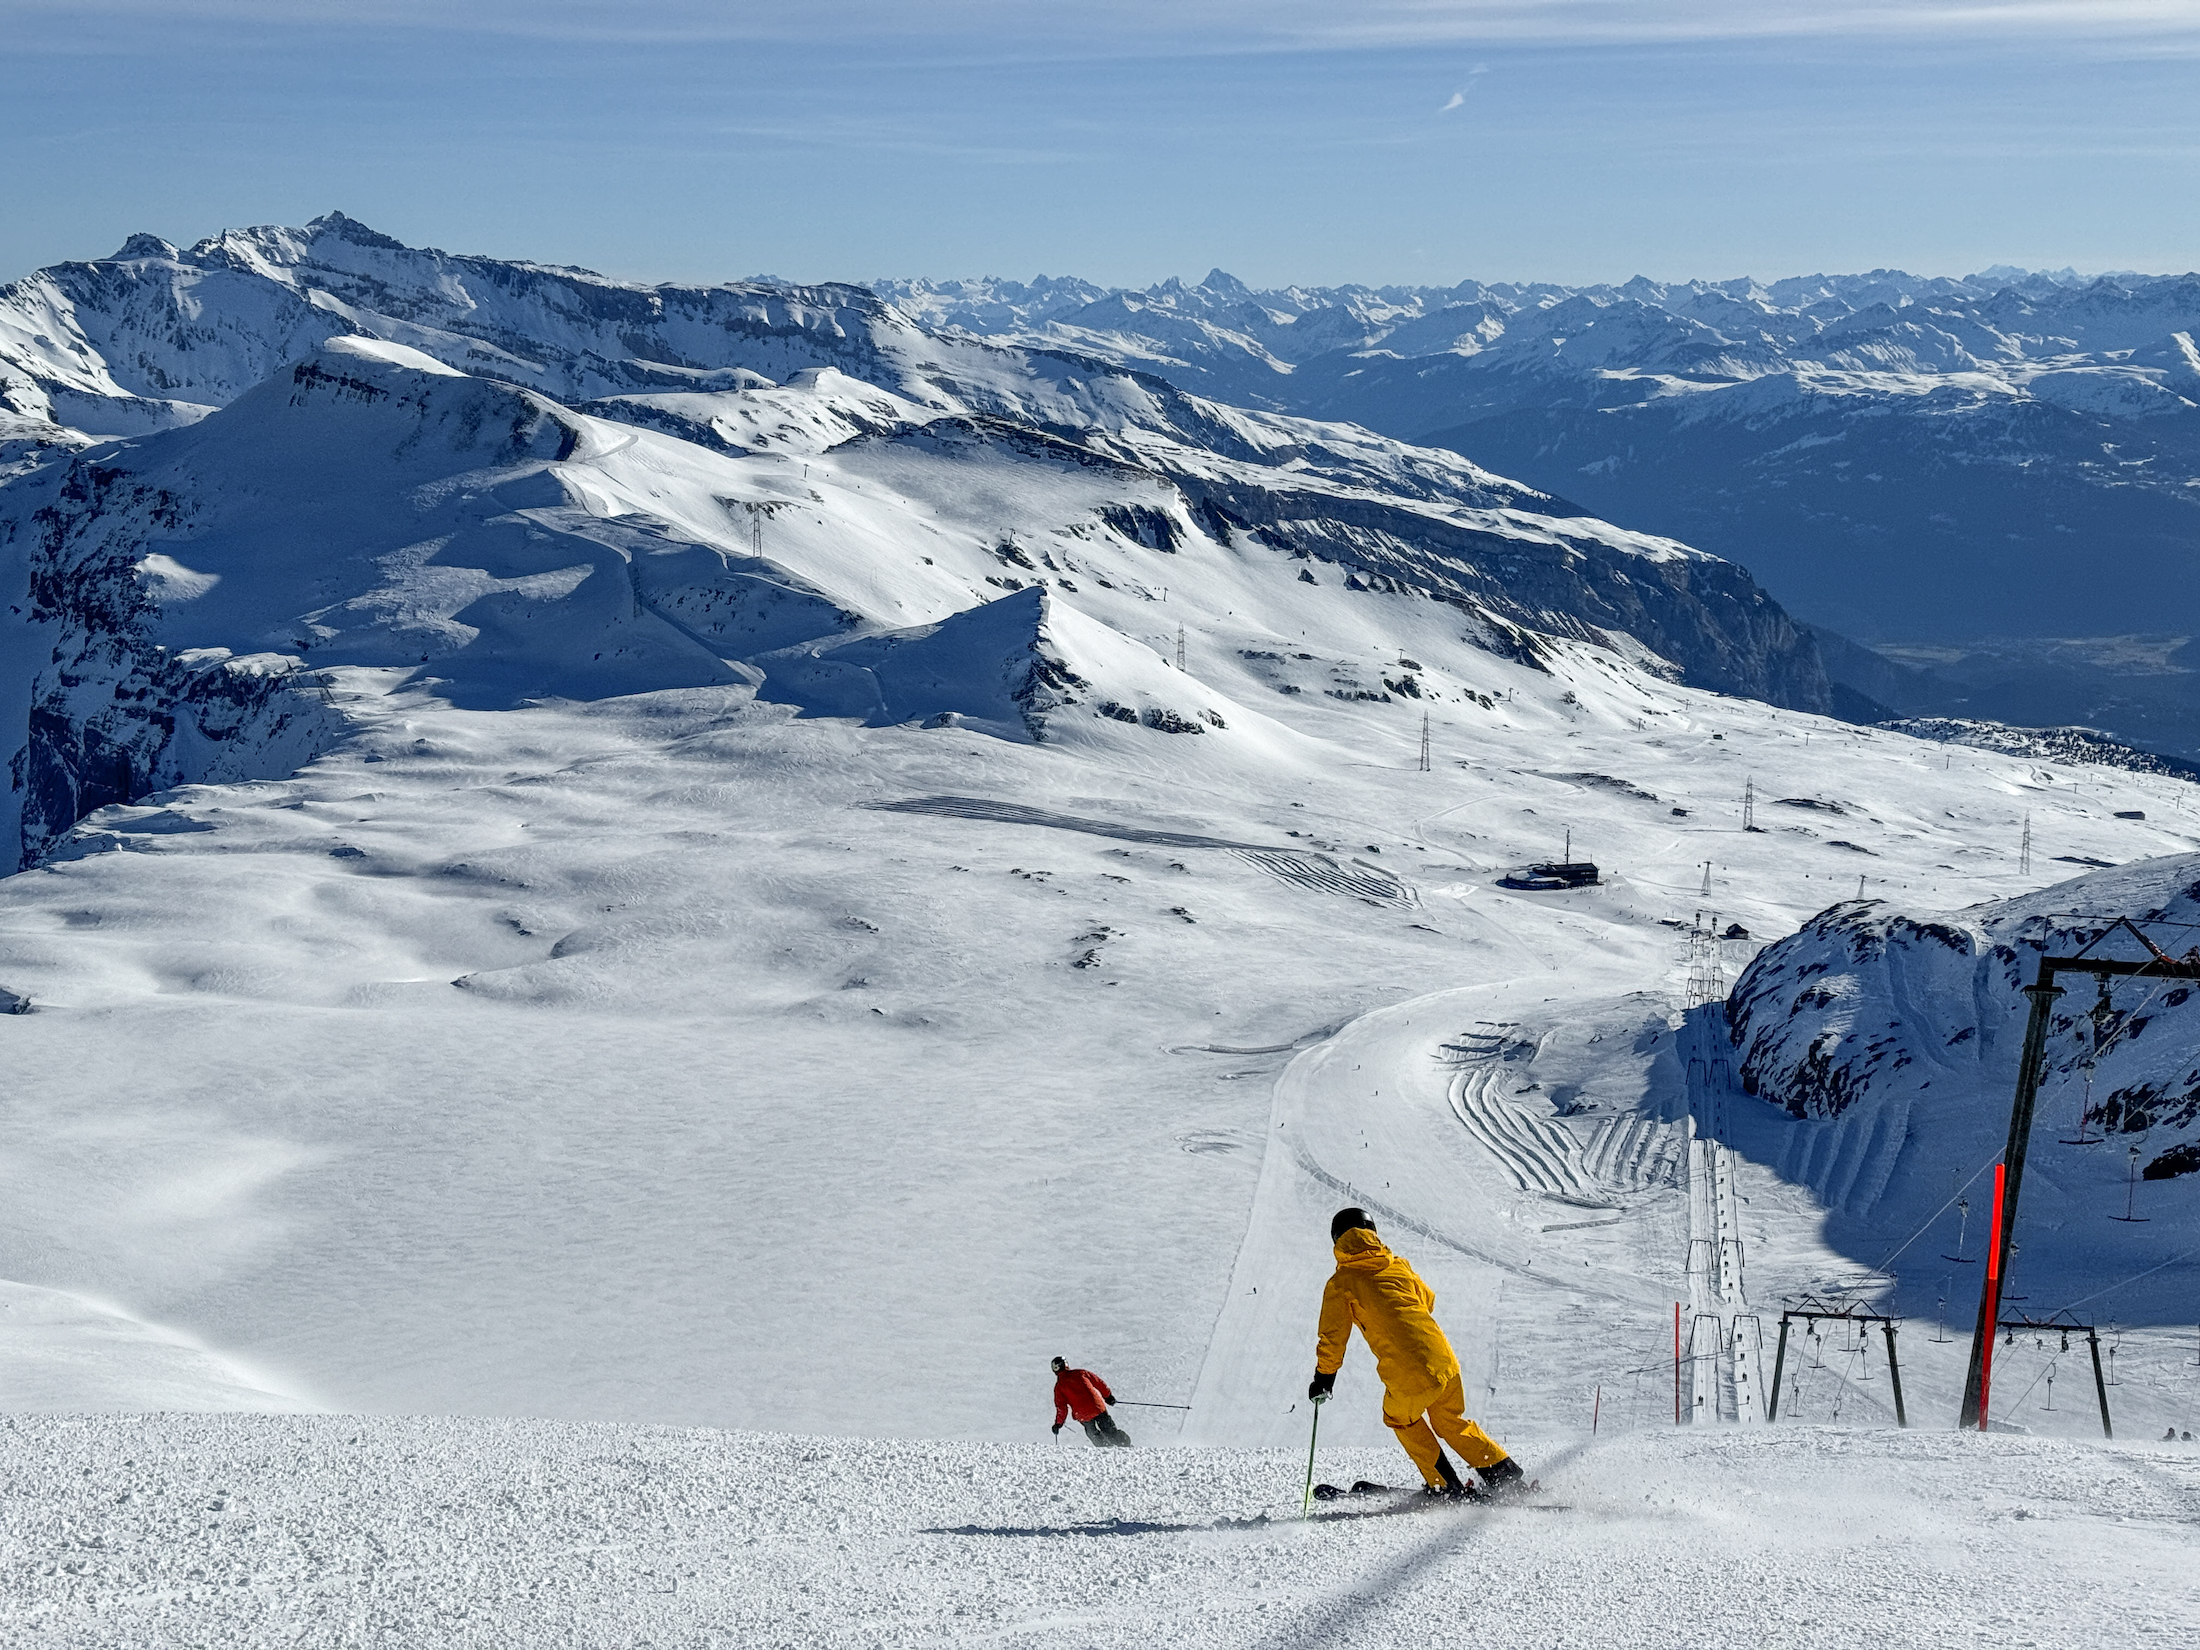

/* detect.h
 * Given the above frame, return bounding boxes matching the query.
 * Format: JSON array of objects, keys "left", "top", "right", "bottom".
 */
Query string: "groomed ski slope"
[
  {"left": 6, "top": 625, "right": 2200, "bottom": 1441},
  {"left": 4, "top": 575, "right": 2200, "bottom": 1643},
  {"left": 7, "top": 1413, "right": 2197, "bottom": 1649}
]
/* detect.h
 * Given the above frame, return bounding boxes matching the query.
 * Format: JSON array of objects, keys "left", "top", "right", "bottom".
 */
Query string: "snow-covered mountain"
[
  {"left": 876, "top": 264, "right": 2200, "bottom": 744},
  {"left": 1733, "top": 861, "right": 2200, "bottom": 1141},
  {"left": 5, "top": 218, "right": 2200, "bottom": 1622},
  {"left": 0, "top": 215, "right": 1839, "bottom": 868}
]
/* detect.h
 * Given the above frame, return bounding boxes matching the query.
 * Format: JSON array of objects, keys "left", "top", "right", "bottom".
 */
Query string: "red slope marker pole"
[
  {"left": 1978, "top": 1162, "right": 2007, "bottom": 1432},
  {"left": 1674, "top": 1302, "right": 1682, "bottom": 1424},
  {"left": 1593, "top": 1383, "right": 1602, "bottom": 1435}
]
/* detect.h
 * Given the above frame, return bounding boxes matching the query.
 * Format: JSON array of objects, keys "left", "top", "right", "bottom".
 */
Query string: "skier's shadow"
[
  {"left": 1250, "top": 1442, "right": 1594, "bottom": 1650},
  {"left": 926, "top": 1445, "right": 1589, "bottom": 1550}
]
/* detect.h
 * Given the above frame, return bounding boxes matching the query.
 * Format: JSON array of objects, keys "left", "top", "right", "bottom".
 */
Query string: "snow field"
[
  {"left": 5, "top": 1414, "right": 2197, "bottom": 1649},
  {"left": 6, "top": 639, "right": 2200, "bottom": 1443}
]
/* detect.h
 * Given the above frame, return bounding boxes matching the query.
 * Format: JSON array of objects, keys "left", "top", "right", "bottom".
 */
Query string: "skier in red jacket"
[{"left": 1050, "top": 1356, "right": 1133, "bottom": 1447}]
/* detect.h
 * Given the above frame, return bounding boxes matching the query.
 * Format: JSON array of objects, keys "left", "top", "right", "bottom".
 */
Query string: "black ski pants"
[{"left": 1081, "top": 1412, "right": 1133, "bottom": 1448}]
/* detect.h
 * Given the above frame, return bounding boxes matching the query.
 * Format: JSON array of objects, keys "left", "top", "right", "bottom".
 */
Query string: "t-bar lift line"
[{"left": 1960, "top": 920, "right": 2200, "bottom": 1429}]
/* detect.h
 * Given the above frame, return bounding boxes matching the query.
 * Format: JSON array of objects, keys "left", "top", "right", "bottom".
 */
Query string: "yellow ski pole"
[{"left": 1300, "top": 1394, "right": 1327, "bottom": 1518}]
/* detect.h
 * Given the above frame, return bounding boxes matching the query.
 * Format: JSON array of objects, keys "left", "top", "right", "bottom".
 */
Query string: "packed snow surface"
[
  {"left": 6, "top": 1414, "right": 2197, "bottom": 1649},
  {"left": 4, "top": 650, "right": 2200, "bottom": 1445}
]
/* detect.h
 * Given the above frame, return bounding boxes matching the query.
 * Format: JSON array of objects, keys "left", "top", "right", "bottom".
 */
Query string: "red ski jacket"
[{"left": 1053, "top": 1367, "right": 1114, "bottom": 1426}]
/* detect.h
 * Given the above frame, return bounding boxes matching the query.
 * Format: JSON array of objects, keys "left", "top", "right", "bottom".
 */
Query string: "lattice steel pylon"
[{"left": 1684, "top": 913, "right": 1728, "bottom": 1009}]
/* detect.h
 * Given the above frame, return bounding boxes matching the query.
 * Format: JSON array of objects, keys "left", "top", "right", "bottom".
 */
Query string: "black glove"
[
  {"left": 1052, "top": 1423, "right": 1063, "bottom": 1434},
  {"left": 1308, "top": 1370, "right": 1336, "bottom": 1402}
]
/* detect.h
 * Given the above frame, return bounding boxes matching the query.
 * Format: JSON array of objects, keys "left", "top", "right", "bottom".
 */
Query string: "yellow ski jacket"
[{"left": 1315, "top": 1227, "right": 1460, "bottom": 1401}]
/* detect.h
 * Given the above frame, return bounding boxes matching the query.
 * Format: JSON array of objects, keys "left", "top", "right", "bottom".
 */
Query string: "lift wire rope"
[
  {"left": 2038, "top": 913, "right": 2200, "bottom": 931},
  {"left": 1828, "top": 1325, "right": 1875, "bottom": 1422},
  {"left": 2040, "top": 926, "right": 2192, "bottom": 1175},
  {"left": 1995, "top": 1324, "right": 2086, "bottom": 1418},
  {"left": 1819, "top": 1328, "right": 1854, "bottom": 1423},
  {"left": 1784, "top": 1322, "right": 1847, "bottom": 1422},
  {"left": 1781, "top": 1318, "right": 1836, "bottom": 1421},
  {"left": 2052, "top": 1235, "right": 2200, "bottom": 1317},
  {"left": 1800, "top": 1317, "right": 1887, "bottom": 1425},
  {"left": 1873, "top": 929, "right": 2189, "bottom": 1286},
  {"left": 2063, "top": 974, "right": 2113, "bottom": 1145},
  {"left": 2001, "top": 1354, "right": 2059, "bottom": 1417},
  {"left": 1869, "top": 1153, "right": 2003, "bottom": 1277},
  {"left": 1605, "top": 1319, "right": 1728, "bottom": 1428}
]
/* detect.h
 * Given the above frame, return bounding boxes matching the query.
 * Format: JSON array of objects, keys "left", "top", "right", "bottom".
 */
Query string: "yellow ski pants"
[{"left": 1382, "top": 1373, "right": 1507, "bottom": 1486}]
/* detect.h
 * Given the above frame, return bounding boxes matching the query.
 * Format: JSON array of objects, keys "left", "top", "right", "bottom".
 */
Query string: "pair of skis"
[
  {"left": 1300, "top": 1395, "right": 1550, "bottom": 1519},
  {"left": 1307, "top": 1479, "right": 1554, "bottom": 1516}
]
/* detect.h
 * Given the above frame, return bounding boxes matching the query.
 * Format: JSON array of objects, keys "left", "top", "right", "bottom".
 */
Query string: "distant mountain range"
[
  {"left": 8, "top": 216, "right": 2200, "bottom": 1453},
  {"left": 874, "top": 264, "right": 2200, "bottom": 753},
  {"left": 8, "top": 216, "right": 2199, "bottom": 785}
]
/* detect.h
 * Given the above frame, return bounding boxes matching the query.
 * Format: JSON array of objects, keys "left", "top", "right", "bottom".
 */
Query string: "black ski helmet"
[
  {"left": 1331, "top": 1207, "right": 1376, "bottom": 1241},
  {"left": 1050, "top": 1355, "right": 1067, "bottom": 1372}
]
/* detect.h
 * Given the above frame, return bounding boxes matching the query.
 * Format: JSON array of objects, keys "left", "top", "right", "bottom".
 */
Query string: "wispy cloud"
[
  {"left": 1440, "top": 62, "right": 1490, "bottom": 111},
  {"left": 9, "top": 0, "right": 2200, "bottom": 52},
  {"left": 1284, "top": 1, "right": 2200, "bottom": 51}
]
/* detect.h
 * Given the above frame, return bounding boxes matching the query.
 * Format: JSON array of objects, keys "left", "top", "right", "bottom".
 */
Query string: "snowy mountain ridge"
[
  {"left": 0, "top": 216, "right": 1840, "bottom": 867},
  {"left": 873, "top": 261, "right": 2200, "bottom": 673},
  {"left": 874, "top": 261, "right": 2200, "bottom": 404}
]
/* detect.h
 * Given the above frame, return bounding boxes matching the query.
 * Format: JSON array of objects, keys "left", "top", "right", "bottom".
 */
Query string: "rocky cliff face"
[
  {"left": 1726, "top": 859, "right": 2200, "bottom": 1184},
  {"left": 1166, "top": 471, "right": 1824, "bottom": 708}
]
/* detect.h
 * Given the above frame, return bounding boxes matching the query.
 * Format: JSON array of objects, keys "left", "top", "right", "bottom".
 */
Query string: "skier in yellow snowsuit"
[{"left": 1310, "top": 1207, "right": 1528, "bottom": 1498}]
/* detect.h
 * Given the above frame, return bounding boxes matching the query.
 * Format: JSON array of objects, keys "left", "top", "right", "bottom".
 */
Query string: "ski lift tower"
[
  {"left": 1767, "top": 1294, "right": 1908, "bottom": 1427},
  {"left": 1960, "top": 919, "right": 2200, "bottom": 1430}
]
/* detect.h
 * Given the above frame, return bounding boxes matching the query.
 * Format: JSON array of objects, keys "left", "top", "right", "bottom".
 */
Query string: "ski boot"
[
  {"left": 1424, "top": 1453, "right": 1479, "bottom": 1500},
  {"left": 1476, "top": 1456, "right": 1531, "bottom": 1501}
]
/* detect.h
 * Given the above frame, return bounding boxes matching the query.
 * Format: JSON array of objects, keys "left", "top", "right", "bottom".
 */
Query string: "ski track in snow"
[
  {"left": 872, "top": 796, "right": 1418, "bottom": 906},
  {"left": 1446, "top": 1062, "right": 1600, "bottom": 1200}
]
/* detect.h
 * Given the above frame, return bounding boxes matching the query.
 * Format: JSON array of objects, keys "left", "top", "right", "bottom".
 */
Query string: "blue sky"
[{"left": 4, "top": 1, "right": 2198, "bottom": 289}]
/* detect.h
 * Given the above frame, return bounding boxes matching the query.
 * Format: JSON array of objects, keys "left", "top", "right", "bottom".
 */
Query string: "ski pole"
[
  {"left": 1301, "top": 1395, "right": 1326, "bottom": 1518},
  {"left": 1111, "top": 1401, "right": 1192, "bottom": 1410}
]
